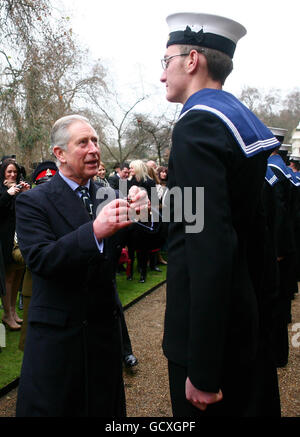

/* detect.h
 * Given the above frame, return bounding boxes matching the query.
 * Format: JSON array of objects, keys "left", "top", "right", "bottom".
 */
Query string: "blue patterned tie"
[{"left": 77, "top": 186, "right": 94, "bottom": 220}]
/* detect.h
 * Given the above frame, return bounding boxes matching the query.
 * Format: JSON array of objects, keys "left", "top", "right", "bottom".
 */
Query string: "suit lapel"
[
  {"left": 89, "top": 180, "right": 99, "bottom": 219},
  {"left": 47, "top": 173, "right": 91, "bottom": 230}
]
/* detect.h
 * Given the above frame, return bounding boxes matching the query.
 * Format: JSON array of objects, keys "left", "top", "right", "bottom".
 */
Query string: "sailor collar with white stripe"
[
  {"left": 267, "top": 154, "right": 292, "bottom": 180},
  {"left": 265, "top": 155, "right": 300, "bottom": 187},
  {"left": 287, "top": 167, "right": 300, "bottom": 187},
  {"left": 265, "top": 166, "right": 279, "bottom": 186},
  {"left": 178, "top": 88, "right": 280, "bottom": 157}
]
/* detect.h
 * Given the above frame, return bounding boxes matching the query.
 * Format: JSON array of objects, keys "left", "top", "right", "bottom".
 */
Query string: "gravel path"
[
  {"left": 123, "top": 284, "right": 171, "bottom": 417},
  {"left": 0, "top": 284, "right": 299, "bottom": 417}
]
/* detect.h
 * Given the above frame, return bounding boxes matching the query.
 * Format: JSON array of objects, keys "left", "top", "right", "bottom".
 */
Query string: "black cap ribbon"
[{"left": 183, "top": 26, "right": 204, "bottom": 44}]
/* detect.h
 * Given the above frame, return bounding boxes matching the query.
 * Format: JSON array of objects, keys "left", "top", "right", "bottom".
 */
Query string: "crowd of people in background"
[{"left": 89, "top": 158, "right": 168, "bottom": 282}]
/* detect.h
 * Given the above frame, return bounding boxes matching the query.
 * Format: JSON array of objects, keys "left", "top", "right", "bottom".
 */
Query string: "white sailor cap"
[
  {"left": 268, "top": 127, "right": 288, "bottom": 143},
  {"left": 280, "top": 143, "right": 292, "bottom": 152},
  {"left": 166, "top": 12, "right": 247, "bottom": 58},
  {"left": 289, "top": 155, "right": 300, "bottom": 162}
]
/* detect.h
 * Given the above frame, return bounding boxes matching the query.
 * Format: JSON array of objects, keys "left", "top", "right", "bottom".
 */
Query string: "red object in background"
[{"left": 118, "top": 248, "right": 132, "bottom": 278}]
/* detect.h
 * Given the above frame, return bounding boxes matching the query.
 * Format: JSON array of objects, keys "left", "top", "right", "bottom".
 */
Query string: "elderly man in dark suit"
[{"left": 15, "top": 114, "right": 147, "bottom": 417}]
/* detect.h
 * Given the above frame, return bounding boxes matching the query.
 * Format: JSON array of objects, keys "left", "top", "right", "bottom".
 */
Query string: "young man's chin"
[{"left": 166, "top": 92, "right": 181, "bottom": 104}]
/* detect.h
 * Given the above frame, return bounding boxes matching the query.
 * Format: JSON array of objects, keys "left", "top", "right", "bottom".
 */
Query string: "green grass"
[
  {"left": 117, "top": 261, "right": 167, "bottom": 307},
  {"left": 0, "top": 257, "right": 167, "bottom": 391},
  {"left": 0, "top": 306, "right": 24, "bottom": 390}
]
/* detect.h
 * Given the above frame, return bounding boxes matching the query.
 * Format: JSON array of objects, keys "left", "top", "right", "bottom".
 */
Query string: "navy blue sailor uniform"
[
  {"left": 262, "top": 166, "right": 281, "bottom": 304},
  {"left": 270, "top": 159, "right": 299, "bottom": 297},
  {"left": 292, "top": 170, "right": 300, "bottom": 282},
  {"left": 285, "top": 167, "right": 300, "bottom": 293},
  {"left": 264, "top": 155, "right": 298, "bottom": 367},
  {"left": 163, "top": 88, "right": 281, "bottom": 416}
]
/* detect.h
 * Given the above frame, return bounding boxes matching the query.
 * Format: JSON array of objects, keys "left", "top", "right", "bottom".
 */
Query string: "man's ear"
[
  {"left": 186, "top": 49, "right": 206, "bottom": 74},
  {"left": 53, "top": 146, "right": 66, "bottom": 165},
  {"left": 186, "top": 49, "right": 199, "bottom": 73}
]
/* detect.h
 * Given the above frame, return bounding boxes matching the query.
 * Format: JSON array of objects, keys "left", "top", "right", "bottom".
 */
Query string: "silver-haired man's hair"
[{"left": 50, "top": 114, "right": 91, "bottom": 167}]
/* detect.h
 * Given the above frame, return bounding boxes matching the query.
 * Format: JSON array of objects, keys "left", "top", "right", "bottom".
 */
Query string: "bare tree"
[
  {"left": 0, "top": 0, "right": 51, "bottom": 47},
  {"left": 131, "top": 109, "right": 180, "bottom": 165},
  {"left": 0, "top": 0, "right": 52, "bottom": 159},
  {"left": 86, "top": 86, "right": 149, "bottom": 164},
  {"left": 239, "top": 86, "right": 300, "bottom": 143},
  {"left": 0, "top": 1, "right": 107, "bottom": 169}
]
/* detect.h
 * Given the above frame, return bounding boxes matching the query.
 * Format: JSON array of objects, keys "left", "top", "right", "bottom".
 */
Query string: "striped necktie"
[{"left": 77, "top": 186, "right": 94, "bottom": 220}]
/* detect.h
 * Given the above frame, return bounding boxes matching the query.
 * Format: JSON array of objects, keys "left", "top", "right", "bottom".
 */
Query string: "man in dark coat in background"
[
  {"left": 160, "top": 12, "right": 281, "bottom": 416},
  {"left": 15, "top": 115, "right": 148, "bottom": 417},
  {"left": 108, "top": 163, "right": 130, "bottom": 192}
]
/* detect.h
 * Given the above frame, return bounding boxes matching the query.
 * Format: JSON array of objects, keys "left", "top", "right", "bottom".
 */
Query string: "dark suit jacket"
[
  {"left": 163, "top": 111, "right": 273, "bottom": 394},
  {"left": 270, "top": 167, "right": 295, "bottom": 258},
  {"left": 15, "top": 173, "right": 125, "bottom": 417},
  {"left": 108, "top": 173, "right": 121, "bottom": 190}
]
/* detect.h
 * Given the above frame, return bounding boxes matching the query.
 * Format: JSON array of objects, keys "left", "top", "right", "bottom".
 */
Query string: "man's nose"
[
  {"left": 160, "top": 70, "right": 167, "bottom": 83},
  {"left": 88, "top": 140, "right": 99, "bottom": 153}
]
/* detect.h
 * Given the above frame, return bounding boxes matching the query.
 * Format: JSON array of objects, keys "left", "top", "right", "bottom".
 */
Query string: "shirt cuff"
[{"left": 94, "top": 233, "right": 104, "bottom": 253}]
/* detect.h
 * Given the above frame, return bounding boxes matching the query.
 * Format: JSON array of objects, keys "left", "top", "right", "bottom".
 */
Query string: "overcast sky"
[{"left": 55, "top": 0, "right": 299, "bottom": 106}]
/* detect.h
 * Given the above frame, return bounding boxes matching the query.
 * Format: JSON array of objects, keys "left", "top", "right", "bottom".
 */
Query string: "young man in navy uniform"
[
  {"left": 266, "top": 128, "right": 298, "bottom": 368},
  {"left": 160, "top": 12, "right": 281, "bottom": 416}
]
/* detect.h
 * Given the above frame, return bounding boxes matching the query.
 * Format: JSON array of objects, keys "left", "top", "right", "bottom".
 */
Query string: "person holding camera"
[{"left": 0, "top": 158, "right": 30, "bottom": 330}]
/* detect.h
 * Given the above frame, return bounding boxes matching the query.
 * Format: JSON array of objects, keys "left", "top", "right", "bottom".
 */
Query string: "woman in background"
[
  {"left": 127, "top": 160, "right": 162, "bottom": 282},
  {"left": 128, "top": 160, "right": 156, "bottom": 199},
  {"left": 0, "top": 159, "right": 30, "bottom": 330},
  {"left": 94, "top": 161, "right": 110, "bottom": 187},
  {"left": 157, "top": 166, "right": 168, "bottom": 190}
]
